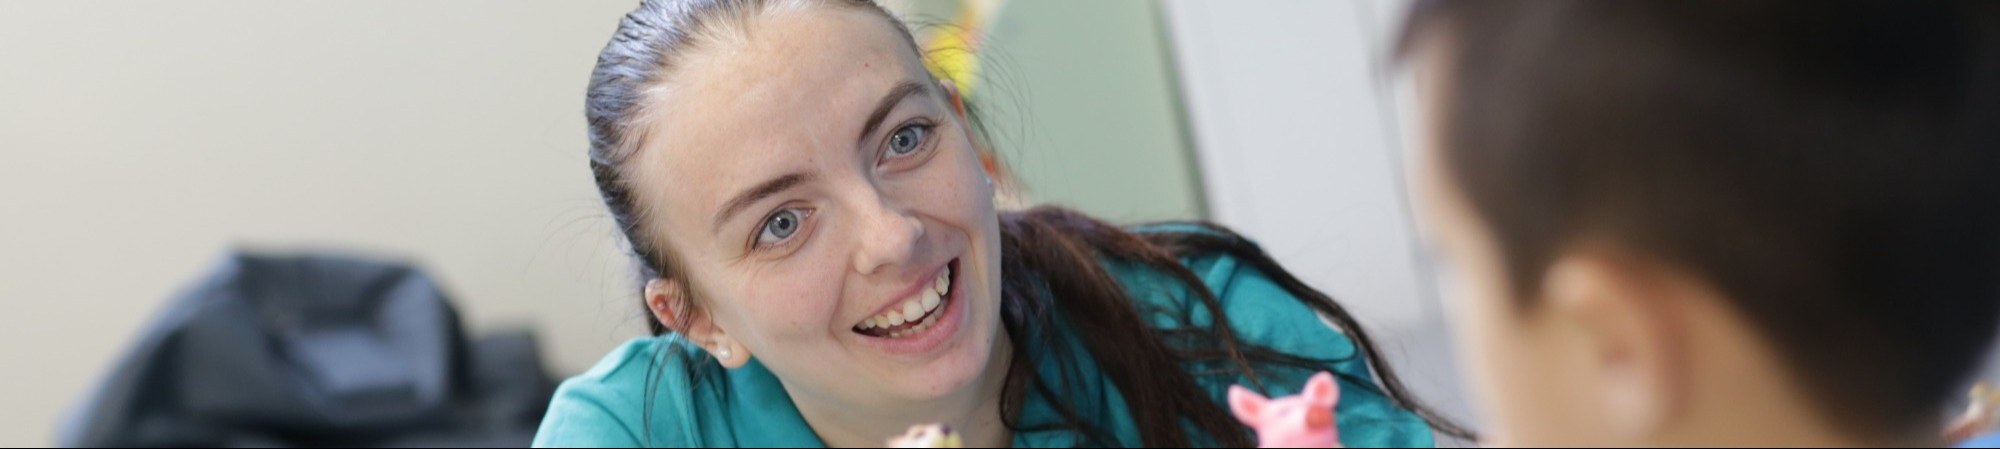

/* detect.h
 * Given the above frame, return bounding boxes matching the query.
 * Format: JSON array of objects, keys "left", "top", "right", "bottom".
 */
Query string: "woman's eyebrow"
[
  {"left": 856, "top": 81, "right": 928, "bottom": 145},
  {"left": 713, "top": 172, "right": 814, "bottom": 234}
]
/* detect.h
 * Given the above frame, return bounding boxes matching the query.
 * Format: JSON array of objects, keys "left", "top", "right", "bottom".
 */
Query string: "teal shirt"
[{"left": 533, "top": 239, "right": 1435, "bottom": 447}]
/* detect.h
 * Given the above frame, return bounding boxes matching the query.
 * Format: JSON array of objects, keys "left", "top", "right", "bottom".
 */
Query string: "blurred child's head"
[{"left": 1401, "top": 1, "right": 2000, "bottom": 445}]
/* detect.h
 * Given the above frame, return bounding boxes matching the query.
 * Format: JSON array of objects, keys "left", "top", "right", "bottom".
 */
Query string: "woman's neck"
[{"left": 790, "top": 330, "right": 1016, "bottom": 448}]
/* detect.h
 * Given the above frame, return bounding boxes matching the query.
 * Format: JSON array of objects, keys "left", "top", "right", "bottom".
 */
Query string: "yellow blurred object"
[
  {"left": 918, "top": 0, "right": 1028, "bottom": 210},
  {"left": 919, "top": 0, "right": 1002, "bottom": 98},
  {"left": 925, "top": 19, "right": 980, "bottom": 95}
]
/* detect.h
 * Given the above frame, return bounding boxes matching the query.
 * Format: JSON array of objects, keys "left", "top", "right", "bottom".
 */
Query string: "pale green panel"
[
  {"left": 880, "top": 0, "right": 963, "bottom": 23},
  {"left": 972, "top": 0, "right": 1206, "bottom": 223}
]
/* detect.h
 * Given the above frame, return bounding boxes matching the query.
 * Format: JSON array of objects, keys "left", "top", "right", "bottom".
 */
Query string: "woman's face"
[{"left": 623, "top": 7, "right": 1006, "bottom": 407}]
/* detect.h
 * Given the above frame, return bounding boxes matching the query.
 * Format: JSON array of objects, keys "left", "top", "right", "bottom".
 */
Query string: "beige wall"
[
  {"left": 1, "top": 2, "right": 650, "bottom": 445},
  {"left": 0, "top": 1, "right": 1203, "bottom": 445}
]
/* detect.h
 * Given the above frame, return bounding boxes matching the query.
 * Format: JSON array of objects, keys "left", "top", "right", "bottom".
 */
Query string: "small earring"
[
  {"left": 984, "top": 175, "right": 994, "bottom": 186},
  {"left": 712, "top": 344, "right": 732, "bottom": 361}
]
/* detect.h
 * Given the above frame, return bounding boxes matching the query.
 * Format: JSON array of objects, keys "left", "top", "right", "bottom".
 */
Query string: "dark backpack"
[{"left": 59, "top": 251, "right": 554, "bottom": 447}]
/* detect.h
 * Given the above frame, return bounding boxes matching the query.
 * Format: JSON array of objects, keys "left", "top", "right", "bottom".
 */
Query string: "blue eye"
[
  {"left": 886, "top": 124, "right": 928, "bottom": 156},
  {"left": 756, "top": 208, "right": 805, "bottom": 246}
]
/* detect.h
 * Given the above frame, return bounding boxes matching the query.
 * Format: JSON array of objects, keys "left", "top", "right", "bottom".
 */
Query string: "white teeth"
[
  {"left": 863, "top": 296, "right": 948, "bottom": 338},
  {"left": 934, "top": 268, "right": 950, "bottom": 295},
  {"left": 921, "top": 288, "right": 941, "bottom": 312},
  {"left": 857, "top": 264, "right": 957, "bottom": 336}
]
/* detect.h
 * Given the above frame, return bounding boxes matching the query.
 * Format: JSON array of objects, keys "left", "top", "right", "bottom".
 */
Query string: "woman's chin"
[
  {"left": 890, "top": 365, "right": 982, "bottom": 402},
  {"left": 876, "top": 317, "right": 1002, "bottom": 402}
]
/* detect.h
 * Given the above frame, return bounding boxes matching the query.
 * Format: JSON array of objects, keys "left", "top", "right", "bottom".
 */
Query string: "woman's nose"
[{"left": 850, "top": 196, "right": 924, "bottom": 276}]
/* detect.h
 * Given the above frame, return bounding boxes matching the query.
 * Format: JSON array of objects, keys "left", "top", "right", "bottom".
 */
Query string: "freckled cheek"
[
  {"left": 900, "top": 149, "right": 988, "bottom": 226},
  {"left": 943, "top": 146, "right": 995, "bottom": 219},
  {"left": 737, "top": 268, "right": 848, "bottom": 343}
]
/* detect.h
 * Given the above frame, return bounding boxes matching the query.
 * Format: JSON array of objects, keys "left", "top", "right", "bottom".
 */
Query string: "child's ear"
[
  {"left": 1304, "top": 371, "right": 1341, "bottom": 408},
  {"left": 1228, "top": 385, "right": 1269, "bottom": 423},
  {"left": 1544, "top": 246, "right": 1680, "bottom": 438}
]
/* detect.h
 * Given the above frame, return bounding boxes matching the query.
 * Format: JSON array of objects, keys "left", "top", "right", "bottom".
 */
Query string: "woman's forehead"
[{"left": 627, "top": 7, "right": 932, "bottom": 236}]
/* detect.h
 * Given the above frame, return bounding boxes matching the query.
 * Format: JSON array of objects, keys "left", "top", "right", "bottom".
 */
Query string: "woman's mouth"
[{"left": 853, "top": 259, "right": 957, "bottom": 339}]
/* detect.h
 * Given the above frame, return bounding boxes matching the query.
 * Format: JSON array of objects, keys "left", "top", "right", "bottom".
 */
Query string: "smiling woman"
[{"left": 533, "top": 0, "right": 1463, "bottom": 447}]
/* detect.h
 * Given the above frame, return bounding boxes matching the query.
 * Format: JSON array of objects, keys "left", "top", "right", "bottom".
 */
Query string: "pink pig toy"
[{"left": 1228, "top": 371, "right": 1343, "bottom": 448}]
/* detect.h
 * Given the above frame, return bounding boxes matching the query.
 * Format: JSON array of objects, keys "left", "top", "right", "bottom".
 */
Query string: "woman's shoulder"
[
  {"left": 1108, "top": 225, "right": 1436, "bottom": 447},
  {"left": 533, "top": 336, "right": 705, "bottom": 448},
  {"left": 533, "top": 336, "right": 816, "bottom": 448},
  {"left": 1110, "top": 224, "right": 1360, "bottom": 359}
]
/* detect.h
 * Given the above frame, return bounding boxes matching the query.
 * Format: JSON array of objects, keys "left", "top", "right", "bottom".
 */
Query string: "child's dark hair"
[{"left": 1401, "top": 0, "right": 2000, "bottom": 438}]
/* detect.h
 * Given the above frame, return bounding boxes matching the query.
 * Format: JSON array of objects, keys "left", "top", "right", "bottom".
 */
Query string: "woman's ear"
[
  {"left": 938, "top": 78, "right": 1003, "bottom": 187},
  {"left": 939, "top": 79, "right": 968, "bottom": 120},
  {"left": 645, "top": 278, "right": 751, "bottom": 368},
  {"left": 645, "top": 278, "right": 694, "bottom": 332}
]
